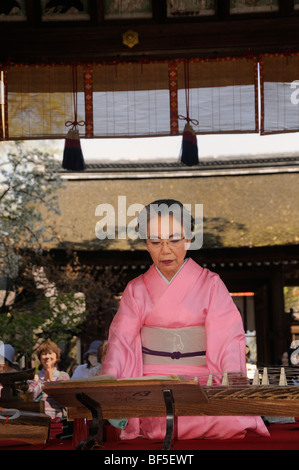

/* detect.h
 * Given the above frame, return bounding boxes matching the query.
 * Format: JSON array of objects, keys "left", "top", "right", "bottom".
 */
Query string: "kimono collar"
[{"left": 155, "top": 258, "right": 189, "bottom": 284}]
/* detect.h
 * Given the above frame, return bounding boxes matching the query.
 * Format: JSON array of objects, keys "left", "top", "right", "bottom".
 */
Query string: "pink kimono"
[{"left": 102, "top": 258, "right": 269, "bottom": 440}]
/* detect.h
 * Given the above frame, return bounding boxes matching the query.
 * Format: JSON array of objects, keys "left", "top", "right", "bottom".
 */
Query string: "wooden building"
[
  {"left": 40, "top": 154, "right": 299, "bottom": 365},
  {"left": 1, "top": 0, "right": 299, "bottom": 364}
]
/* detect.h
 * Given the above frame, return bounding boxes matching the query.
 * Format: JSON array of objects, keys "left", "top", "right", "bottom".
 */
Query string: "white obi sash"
[{"left": 141, "top": 326, "right": 206, "bottom": 366}]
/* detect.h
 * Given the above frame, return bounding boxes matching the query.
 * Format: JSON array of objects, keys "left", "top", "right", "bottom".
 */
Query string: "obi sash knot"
[{"left": 141, "top": 326, "right": 206, "bottom": 367}]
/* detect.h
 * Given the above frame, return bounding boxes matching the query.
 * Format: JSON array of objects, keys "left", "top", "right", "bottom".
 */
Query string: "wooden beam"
[{"left": 2, "top": 16, "right": 299, "bottom": 63}]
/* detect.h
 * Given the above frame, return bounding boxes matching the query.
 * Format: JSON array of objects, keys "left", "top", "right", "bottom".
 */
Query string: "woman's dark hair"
[{"left": 137, "top": 199, "right": 194, "bottom": 239}]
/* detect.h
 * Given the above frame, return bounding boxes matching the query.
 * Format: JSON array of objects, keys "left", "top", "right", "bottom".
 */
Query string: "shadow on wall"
[
  {"left": 201, "top": 217, "right": 248, "bottom": 249},
  {"left": 54, "top": 216, "right": 248, "bottom": 252}
]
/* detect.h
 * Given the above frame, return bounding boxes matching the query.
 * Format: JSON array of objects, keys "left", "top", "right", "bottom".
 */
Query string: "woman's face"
[
  {"left": 0, "top": 360, "right": 15, "bottom": 373},
  {"left": 88, "top": 354, "right": 98, "bottom": 367},
  {"left": 282, "top": 351, "right": 289, "bottom": 366},
  {"left": 146, "top": 214, "right": 190, "bottom": 281},
  {"left": 40, "top": 350, "right": 57, "bottom": 371}
]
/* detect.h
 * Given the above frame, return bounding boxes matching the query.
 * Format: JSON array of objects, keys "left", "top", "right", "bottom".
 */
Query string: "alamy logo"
[
  {"left": 95, "top": 196, "right": 203, "bottom": 250},
  {"left": 290, "top": 80, "right": 299, "bottom": 104}
]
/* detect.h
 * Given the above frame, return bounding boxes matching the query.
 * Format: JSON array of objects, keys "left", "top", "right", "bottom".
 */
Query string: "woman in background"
[{"left": 28, "top": 340, "right": 69, "bottom": 419}]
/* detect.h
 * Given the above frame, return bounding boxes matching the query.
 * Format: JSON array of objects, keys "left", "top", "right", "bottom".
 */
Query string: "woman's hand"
[{"left": 43, "top": 368, "right": 53, "bottom": 381}]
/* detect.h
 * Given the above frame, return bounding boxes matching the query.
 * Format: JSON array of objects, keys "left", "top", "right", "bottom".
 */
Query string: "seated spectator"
[
  {"left": 89, "top": 340, "right": 108, "bottom": 377},
  {"left": 0, "top": 344, "right": 19, "bottom": 398},
  {"left": 281, "top": 351, "right": 289, "bottom": 367},
  {"left": 71, "top": 340, "right": 102, "bottom": 379},
  {"left": 99, "top": 340, "right": 108, "bottom": 364},
  {"left": 0, "top": 344, "right": 19, "bottom": 373},
  {"left": 28, "top": 340, "right": 69, "bottom": 419}
]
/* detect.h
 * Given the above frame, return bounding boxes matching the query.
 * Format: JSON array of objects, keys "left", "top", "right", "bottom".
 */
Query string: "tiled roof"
[
  {"left": 61, "top": 154, "right": 299, "bottom": 180},
  {"left": 42, "top": 158, "right": 299, "bottom": 252}
]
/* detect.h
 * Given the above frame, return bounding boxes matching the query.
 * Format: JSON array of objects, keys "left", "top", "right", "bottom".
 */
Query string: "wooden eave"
[
  {"left": 2, "top": 2, "right": 299, "bottom": 63},
  {"left": 62, "top": 155, "right": 299, "bottom": 180}
]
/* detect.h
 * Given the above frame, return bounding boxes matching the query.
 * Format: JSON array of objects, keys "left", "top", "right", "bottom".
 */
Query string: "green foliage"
[
  {"left": 1, "top": 309, "right": 46, "bottom": 360},
  {"left": 284, "top": 286, "right": 299, "bottom": 314},
  {"left": 36, "top": 292, "right": 87, "bottom": 345},
  {"left": 0, "top": 143, "right": 62, "bottom": 282},
  {"left": 1, "top": 292, "right": 87, "bottom": 360},
  {"left": 0, "top": 142, "right": 88, "bottom": 361}
]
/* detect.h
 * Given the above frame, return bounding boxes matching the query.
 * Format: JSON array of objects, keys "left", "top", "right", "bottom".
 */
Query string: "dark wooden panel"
[{"left": 2, "top": 17, "right": 299, "bottom": 63}]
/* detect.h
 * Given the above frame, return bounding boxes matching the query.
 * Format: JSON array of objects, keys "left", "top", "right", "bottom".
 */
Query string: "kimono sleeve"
[
  {"left": 204, "top": 274, "right": 247, "bottom": 375},
  {"left": 101, "top": 280, "right": 144, "bottom": 379}
]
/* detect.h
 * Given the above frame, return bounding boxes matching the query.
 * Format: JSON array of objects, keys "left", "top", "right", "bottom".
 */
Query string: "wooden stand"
[
  {"left": 0, "top": 369, "right": 51, "bottom": 445},
  {"left": 44, "top": 378, "right": 208, "bottom": 450},
  {"left": 0, "top": 406, "right": 51, "bottom": 446},
  {"left": 0, "top": 369, "right": 35, "bottom": 402},
  {"left": 44, "top": 372, "right": 299, "bottom": 450}
]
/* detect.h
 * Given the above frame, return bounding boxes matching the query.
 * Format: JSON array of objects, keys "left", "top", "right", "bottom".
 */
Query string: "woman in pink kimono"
[{"left": 101, "top": 199, "right": 269, "bottom": 440}]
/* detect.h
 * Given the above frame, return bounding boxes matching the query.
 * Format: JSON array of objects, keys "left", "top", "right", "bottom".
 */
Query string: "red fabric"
[
  {"left": 182, "top": 130, "right": 197, "bottom": 144},
  {"left": 1, "top": 422, "right": 299, "bottom": 450},
  {"left": 64, "top": 137, "right": 81, "bottom": 149}
]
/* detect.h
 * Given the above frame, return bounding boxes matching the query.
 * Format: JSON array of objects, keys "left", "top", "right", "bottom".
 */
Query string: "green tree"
[
  {"left": 1, "top": 291, "right": 86, "bottom": 362},
  {"left": 0, "top": 142, "right": 61, "bottom": 305},
  {"left": 0, "top": 142, "right": 87, "bottom": 363}
]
